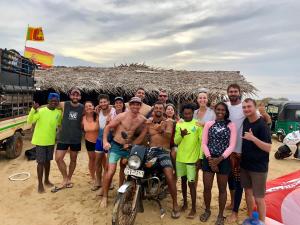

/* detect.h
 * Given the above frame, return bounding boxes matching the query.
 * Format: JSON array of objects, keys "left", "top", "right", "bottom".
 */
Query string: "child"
[
  {"left": 174, "top": 103, "right": 203, "bottom": 219},
  {"left": 27, "top": 93, "right": 62, "bottom": 193}
]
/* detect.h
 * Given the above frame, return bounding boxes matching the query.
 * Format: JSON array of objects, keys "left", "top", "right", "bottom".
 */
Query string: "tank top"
[
  {"left": 82, "top": 116, "right": 99, "bottom": 143},
  {"left": 98, "top": 107, "right": 116, "bottom": 140},
  {"left": 58, "top": 101, "right": 84, "bottom": 144}
]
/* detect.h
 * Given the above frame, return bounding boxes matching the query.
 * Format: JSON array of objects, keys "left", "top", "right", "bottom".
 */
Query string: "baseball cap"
[
  {"left": 129, "top": 97, "right": 142, "bottom": 104},
  {"left": 70, "top": 88, "right": 81, "bottom": 95},
  {"left": 114, "top": 96, "right": 124, "bottom": 102}
]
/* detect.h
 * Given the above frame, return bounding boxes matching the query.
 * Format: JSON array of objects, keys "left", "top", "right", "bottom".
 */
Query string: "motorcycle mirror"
[{"left": 121, "top": 131, "right": 128, "bottom": 139}]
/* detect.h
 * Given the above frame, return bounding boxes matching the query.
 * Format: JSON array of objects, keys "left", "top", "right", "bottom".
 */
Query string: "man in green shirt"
[
  {"left": 27, "top": 93, "right": 62, "bottom": 193},
  {"left": 174, "top": 103, "right": 203, "bottom": 219}
]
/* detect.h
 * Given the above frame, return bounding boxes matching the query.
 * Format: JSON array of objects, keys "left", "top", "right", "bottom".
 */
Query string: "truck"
[{"left": 0, "top": 48, "right": 36, "bottom": 159}]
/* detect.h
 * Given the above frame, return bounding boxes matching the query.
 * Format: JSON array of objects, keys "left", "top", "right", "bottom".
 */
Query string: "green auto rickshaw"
[{"left": 267, "top": 101, "right": 300, "bottom": 142}]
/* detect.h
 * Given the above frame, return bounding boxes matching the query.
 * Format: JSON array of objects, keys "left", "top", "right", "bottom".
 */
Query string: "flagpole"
[{"left": 24, "top": 24, "right": 29, "bottom": 56}]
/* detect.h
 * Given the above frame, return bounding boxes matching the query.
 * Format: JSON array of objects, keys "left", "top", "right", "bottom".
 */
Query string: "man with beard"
[
  {"left": 93, "top": 94, "right": 116, "bottom": 191},
  {"left": 52, "top": 88, "right": 84, "bottom": 193},
  {"left": 100, "top": 97, "right": 146, "bottom": 208},
  {"left": 136, "top": 101, "right": 181, "bottom": 219},
  {"left": 226, "top": 84, "right": 271, "bottom": 222},
  {"left": 125, "top": 87, "right": 151, "bottom": 116}
]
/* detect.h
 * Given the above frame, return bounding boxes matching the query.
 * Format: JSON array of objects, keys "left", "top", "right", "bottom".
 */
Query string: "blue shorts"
[
  {"left": 95, "top": 138, "right": 108, "bottom": 153},
  {"left": 108, "top": 141, "right": 129, "bottom": 164}
]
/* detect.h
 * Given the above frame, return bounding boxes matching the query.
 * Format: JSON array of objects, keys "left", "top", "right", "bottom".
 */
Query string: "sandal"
[
  {"left": 200, "top": 209, "right": 211, "bottom": 222},
  {"left": 171, "top": 210, "right": 181, "bottom": 219},
  {"left": 51, "top": 185, "right": 66, "bottom": 193},
  {"left": 66, "top": 183, "right": 73, "bottom": 188},
  {"left": 215, "top": 216, "right": 226, "bottom": 225}
]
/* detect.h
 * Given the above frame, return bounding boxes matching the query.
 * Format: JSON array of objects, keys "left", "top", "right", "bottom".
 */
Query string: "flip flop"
[
  {"left": 66, "top": 183, "right": 73, "bottom": 188},
  {"left": 200, "top": 210, "right": 211, "bottom": 222},
  {"left": 215, "top": 216, "right": 226, "bottom": 225},
  {"left": 171, "top": 210, "right": 181, "bottom": 219},
  {"left": 187, "top": 212, "right": 196, "bottom": 219},
  {"left": 51, "top": 185, "right": 66, "bottom": 193},
  {"left": 91, "top": 185, "right": 101, "bottom": 191}
]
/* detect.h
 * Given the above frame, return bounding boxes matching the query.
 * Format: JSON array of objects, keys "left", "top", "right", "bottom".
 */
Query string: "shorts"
[
  {"left": 95, "top": 138, "right": 106, "bottom": 153},
  {"left": 36, "top": 145, "right": 54, "bottom": 163},
  {"left": 85, "top": 140, "right": 96, "bottom": 152},
  {"left": 108, "top": 141, "right": 129, "bottom": 164},
  {"left": 146, "top": 147, "right": 173, "bottom": 169},
  {"left": 202, "top": 157, "right": 231, "bottom": 175},
  {"left": 56, "top": 143, "right": 81, "bottom": 151},
  {"left": 176, "top": 161, "right": 196, "bottom": 182},
  {"left": 240, "top": 168, "right": 267, "bottom": 198}
]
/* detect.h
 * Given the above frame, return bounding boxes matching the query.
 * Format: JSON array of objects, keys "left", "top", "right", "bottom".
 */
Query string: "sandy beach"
[{"left": 0, "top": 131, "right": 299, "bottom": 225}]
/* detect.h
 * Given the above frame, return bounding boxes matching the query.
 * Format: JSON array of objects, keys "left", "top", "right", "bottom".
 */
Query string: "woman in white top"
[{"left": 193, "top": 90, "right": 216, "bottom": 126}]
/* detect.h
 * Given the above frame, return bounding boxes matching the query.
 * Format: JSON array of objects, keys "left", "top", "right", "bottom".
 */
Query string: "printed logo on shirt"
[{"left": 68, "top": 111, "right": 78, "bottom": 120}]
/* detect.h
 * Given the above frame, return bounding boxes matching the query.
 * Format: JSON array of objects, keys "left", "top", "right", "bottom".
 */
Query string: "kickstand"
[{"left": 154, "top": 199, "right": 165, "bottom": 219}]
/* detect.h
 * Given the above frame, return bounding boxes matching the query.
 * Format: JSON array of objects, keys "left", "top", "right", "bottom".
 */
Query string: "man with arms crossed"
[
  {"left": 100, "top": 97, "right": 146, "bottom": 207},
  {"left": 241, "top": 98, "right": 272, "bottom": 222},
  {"left": 52, "top": 88, "right": 84, "bottom": 192},
  {"left": 137, "top": 101, "right": 180, "bottom": 218}
]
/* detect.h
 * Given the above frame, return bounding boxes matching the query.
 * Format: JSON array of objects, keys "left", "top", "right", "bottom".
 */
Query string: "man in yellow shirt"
[{"left": 27, "top": 93, "right": 62, "bottom": 193}]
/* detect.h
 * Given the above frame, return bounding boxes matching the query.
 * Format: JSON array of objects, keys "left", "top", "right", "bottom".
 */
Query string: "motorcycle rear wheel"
[{"left": 112, "top": 184, "right": 138, "bottom": 225}]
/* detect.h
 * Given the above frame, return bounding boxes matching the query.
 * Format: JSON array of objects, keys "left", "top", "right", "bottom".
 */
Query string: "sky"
[{"left": 1, "top": 0, "right": 299, "bottom": 100}]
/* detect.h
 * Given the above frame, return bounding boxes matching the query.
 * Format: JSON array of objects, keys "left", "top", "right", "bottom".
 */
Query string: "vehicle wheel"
[
  {"left": 112, "top": 184, "right": 138, "bottom": 225},
  {"left": 6, "top": 132, "right": 23, "bottom": 159},
  {"left": 278, "top": 134, "right": 284, "bottom": 142}
]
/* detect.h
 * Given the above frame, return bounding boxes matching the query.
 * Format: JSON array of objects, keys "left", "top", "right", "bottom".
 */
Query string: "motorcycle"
[
  {"left": 112, "top": 132, "right": 168, "bottom": 225},
  {"left": 275, "top": 130, "right": 300, "bottom": 160}
]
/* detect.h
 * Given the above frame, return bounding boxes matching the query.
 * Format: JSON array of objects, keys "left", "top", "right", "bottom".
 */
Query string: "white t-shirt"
[
  {"left": 226, "top": 102, "right": 244, "bottom": 153},
  {"left": 193, "top": 108, "right": 216, "bottom": 124}
]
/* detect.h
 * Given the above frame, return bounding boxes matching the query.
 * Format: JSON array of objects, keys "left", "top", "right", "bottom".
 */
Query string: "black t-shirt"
[{"left": 241, "top": 117, "right": 272, "bottom": 173}]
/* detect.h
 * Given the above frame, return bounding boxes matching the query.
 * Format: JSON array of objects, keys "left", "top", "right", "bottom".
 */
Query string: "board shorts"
[
  {"left": 240, "top": 167, "right": 268, "bottom": 198},
  {"left": 95, "top": 132, "right": 113, "bottom": 153},
  {"left": 108, "top": 140, "right": 129, "bottom": 164},
  {"left": 176, "top": 161, "right": 196, "bottom": 182},
  {"left": 36, "top": 145, "right": 54, "bottom": 163},
  {"left": 56, "top": 143, "right": 81, "bottom": 151},
  {"left": 146, "top": 147, "right": 173, "bottom": 169},
  {"left": 85, "top": 140, "right": 96, "bottom": 152},
  {"left": 202, "top": 157, "right": 231, "bottom": 175}
]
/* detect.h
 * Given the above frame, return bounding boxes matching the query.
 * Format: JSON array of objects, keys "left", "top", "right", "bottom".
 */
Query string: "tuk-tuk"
[{"left": 267, "top": 101, "right": 300, "bottom": 141}]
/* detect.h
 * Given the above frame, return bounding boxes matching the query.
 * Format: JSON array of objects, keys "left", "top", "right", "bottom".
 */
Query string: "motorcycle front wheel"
[{"left": 112, "top": 184, "right": 138, "bottom": 225}]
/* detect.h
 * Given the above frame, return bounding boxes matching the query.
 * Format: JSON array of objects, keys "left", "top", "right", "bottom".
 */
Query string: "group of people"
[{"left": 27, "top": 84, "right": 272, "bottom": 225}]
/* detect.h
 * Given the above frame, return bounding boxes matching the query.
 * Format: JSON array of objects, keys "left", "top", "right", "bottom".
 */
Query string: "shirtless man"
[
  {"left": 140, "top": 101, "right": 181, "bottom": 218},
  {"left": 100, "top": 97, "right": 146, "bottom": 207},
  {"left": 125, "top": 87, "right": 151, "bottom": 116}
]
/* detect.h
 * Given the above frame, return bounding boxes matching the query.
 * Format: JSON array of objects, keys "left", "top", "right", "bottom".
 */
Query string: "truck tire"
[{"left": 6, "top": 132, "right": 23, "bottom": 159}]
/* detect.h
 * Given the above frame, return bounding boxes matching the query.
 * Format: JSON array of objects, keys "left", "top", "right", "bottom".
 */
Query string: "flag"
[
  {"left": 26, "top": 27, "right": 44, "bottom": 41},
  {"left": 24, "top": 47, "right": 54, "bottom": 69}
]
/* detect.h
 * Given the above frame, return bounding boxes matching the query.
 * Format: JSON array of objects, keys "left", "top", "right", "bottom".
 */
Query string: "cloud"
[{"left": 0, "top": 0, "right": 299, "bottom": 100}]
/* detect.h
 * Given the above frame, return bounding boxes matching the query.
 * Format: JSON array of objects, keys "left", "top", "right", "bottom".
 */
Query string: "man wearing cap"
[
  {"left": 52, "top": 88, "right": 84, "bottom": 192},
  {"left": 27, "top": 93, "right": 62, "bottom": 193},
  {"left": 125, "top": 87, "right": 151, "bottom": 116},
  {"left": 100, "top": 97, "right": 147, "bottom": 208}
]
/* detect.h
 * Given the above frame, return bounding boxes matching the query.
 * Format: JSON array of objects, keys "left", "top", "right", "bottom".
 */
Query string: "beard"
[{"left": 229, "top": 95, "right": 240, "bottom": 102}]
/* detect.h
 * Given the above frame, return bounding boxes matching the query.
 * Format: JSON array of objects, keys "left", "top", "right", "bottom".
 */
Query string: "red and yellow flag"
[
  {"left": 26, "top": 26, "right": 44, "bottom": 41},
  {"left": 24, "top": 47, "right": 54, "bottom": 69}
]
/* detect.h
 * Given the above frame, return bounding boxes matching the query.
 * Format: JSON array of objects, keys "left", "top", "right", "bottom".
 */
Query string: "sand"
[{"left": 0, "top": 131, "right": 299, "bottom": 225}]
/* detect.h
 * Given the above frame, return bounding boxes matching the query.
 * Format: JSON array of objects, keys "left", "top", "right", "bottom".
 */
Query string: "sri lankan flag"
[
  {"left": 26, "top": 26, "right": 44, "bottom": 41},
  {"left": 24, "top": 47, "right": 54, "bottom": 69}
]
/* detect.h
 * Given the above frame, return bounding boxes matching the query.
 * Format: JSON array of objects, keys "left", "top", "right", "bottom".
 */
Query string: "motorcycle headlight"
[{"left": 128, "top": 155, "right": 142, "bottom": 170}]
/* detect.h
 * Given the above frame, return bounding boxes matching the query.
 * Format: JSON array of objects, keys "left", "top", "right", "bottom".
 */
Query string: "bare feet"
[
  {"left": 187, "top": 209, "right": 196, "bottom": 219},
  {"left": 180, "top": 203, "right": 188, "bottom": 212},
  {"left": 226, "top": 203, "right": 234, "bottom": 210},
  {"left": 38, "top": 184, "right": 45, "bottom": 193},
  {"left": 44, "top": 180, "right": 54, "bottom": 187},
  {"left": 100, "top": 196, "right": 108, "bottom": 208},
  {"left": 227, "top": 212, "right": 238, "bottom": 223}
]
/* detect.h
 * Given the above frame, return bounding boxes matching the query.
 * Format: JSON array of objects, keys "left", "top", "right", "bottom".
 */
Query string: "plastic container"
[{"left": 242, "top": 211, "right": 265, "bottom": 225}]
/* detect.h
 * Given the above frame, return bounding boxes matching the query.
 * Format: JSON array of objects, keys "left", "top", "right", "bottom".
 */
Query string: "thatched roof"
[{"left": 35, "top": 63, "right": 257, "bottom": 102}]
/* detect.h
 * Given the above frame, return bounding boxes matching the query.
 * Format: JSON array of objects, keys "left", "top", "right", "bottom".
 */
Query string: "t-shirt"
[
  {"left": 226, "top": 102, "right": 244, "bottom": 154},
  {"left": 27, "top": 107, "right": 62, "bottom": 146},
  {"left": 174, "top": 119, "right": 203, "bottom": 163},
  {"left": 241, "top": 117, "right": 272, "bottom": 173},
  {"left": 193, "top": 108, "right": 216, "bottom": 124}
]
